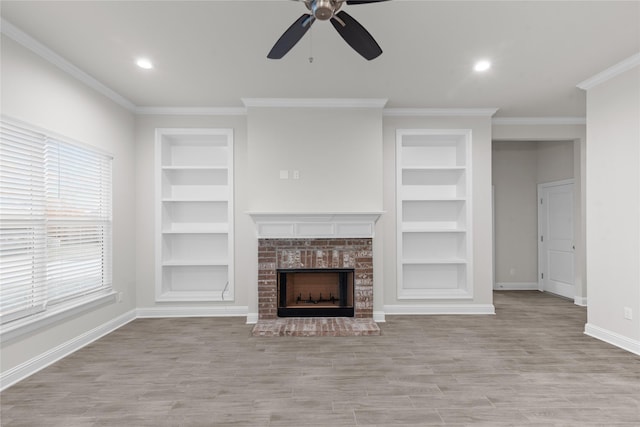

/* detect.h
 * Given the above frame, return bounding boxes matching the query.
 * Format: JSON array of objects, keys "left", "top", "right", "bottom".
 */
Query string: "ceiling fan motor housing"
[{"left": 312, "top": 0, "right": 338, "bottom": 20}]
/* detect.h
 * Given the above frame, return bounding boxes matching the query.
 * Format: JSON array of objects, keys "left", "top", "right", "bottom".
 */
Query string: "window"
[{"left": 0, "top": 119, "right": 112, "bottom": 325}]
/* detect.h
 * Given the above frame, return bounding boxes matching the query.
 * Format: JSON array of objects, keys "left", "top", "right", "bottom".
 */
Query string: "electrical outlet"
[
  {"left": 293, "top": 170, "right": 300, "bottom": 180},
  {"left": 624, "top": 307, "right": 633, "bottom": 320}
]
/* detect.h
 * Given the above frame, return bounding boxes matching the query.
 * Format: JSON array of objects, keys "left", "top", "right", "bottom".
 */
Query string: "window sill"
[{"left": 0, "top": 291, "right": 117, "bottom": 344}]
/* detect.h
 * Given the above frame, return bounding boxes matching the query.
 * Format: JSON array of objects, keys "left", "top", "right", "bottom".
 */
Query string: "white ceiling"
[{"left": 1, "top": 1, "right": 638, "bottom": 117}]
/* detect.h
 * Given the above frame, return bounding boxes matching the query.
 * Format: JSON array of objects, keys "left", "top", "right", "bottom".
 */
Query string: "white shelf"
[
  {"left": 156, "top": 128, "right": 234, "bottom": 302},
  {"left": 402, "top": 166, "right": 466, "bottom": 171},
  {"left": 162, "top": 166, "right": 228, "bottom": 171},
  {"left": 396, "top": 129, "right": 472, "bottom": 299},
  {"left": 162, "top": 223, "right": 229, "bottom": 234},
  {"left": 402, "top": 258, "right": 467, "bottom": 264},
  {"left": 162, "top": 197, "right": 228, "bottom": 202},
  {"left": 162, "top": 259, "right": 228, "bottom": 266},
  {"left": 402, "top": 223, "right": 466, "bottom": 233}
]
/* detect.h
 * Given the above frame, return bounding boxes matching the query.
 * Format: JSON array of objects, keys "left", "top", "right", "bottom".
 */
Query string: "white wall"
[
  {"left": 246, "top": 106, "right": 383, "bottom": 213},
  {"left": 492, "top": 140, "right": 574, "bottom": 287},
  {"left": 382, "top": 116, "right": 495, "bottom": 311},
  {"left": 584, "top": 65, "right": 640, "bottom": 353},
  {"left": 0, "top": 36, "right": 137, "bottom": 373}
]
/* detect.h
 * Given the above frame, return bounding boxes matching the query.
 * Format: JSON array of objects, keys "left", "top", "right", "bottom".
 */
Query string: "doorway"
[{"left": 492, "top": 140, "right": 581, "bottom": 302}]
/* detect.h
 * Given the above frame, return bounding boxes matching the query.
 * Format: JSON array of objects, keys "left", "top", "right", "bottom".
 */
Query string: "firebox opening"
[{"left": 277, "top": 269, "right": 355, "bottom": 317}]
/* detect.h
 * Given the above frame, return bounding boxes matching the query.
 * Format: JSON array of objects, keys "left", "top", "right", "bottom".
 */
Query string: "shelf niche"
[
  {"left": 155, "top": 129, "right": 234, "bottom": 302},
  {"left": 396, "top": 129, "right": 473, "bottom": 299}
]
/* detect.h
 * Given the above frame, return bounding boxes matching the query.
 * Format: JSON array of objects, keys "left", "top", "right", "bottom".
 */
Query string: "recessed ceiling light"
[
  {"left": 474, "top": 60, "right": 491, "bottom": 72},
  {"left": 136, "top": 58, "right": 153, "bottom": 70}
]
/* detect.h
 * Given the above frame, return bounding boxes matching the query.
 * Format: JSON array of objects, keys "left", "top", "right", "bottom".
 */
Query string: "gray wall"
[{"left": 492, "top": 140, "right": 574, "bottom": 287}]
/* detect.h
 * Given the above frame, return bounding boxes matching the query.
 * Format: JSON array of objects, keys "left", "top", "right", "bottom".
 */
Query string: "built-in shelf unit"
[
  {"left": 396, "top": 129, "right": 472, "bottom": 299},
  {"left": 155, "top": 128, "right": 234, "bottom": 302}
]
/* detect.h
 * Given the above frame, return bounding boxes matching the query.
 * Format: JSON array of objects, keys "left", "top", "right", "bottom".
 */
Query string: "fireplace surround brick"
[{"left": 256, "top": 238, "right": 374, "bottom": 320}]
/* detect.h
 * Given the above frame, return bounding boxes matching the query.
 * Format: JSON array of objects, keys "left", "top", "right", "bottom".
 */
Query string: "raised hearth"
[{"left": 251, "top": 317, "right": 380, "bottom": 337}]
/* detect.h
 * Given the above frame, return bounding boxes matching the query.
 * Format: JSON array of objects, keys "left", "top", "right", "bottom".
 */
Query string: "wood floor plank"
[{"left": 1, "top": 291, "right": 640, "bottom": 426}]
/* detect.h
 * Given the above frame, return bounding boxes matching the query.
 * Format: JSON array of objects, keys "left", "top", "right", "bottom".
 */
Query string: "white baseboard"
[
  {"left": 584, "top": 323, "right": 640, "bottom": 356},
  {"left": 494, "top": 282, "right": 539, "bottom": 291},
  {"left": 384, "top": 304, "right": 495, "bottom": 315},
  {"left": 0, "top": 309, "right": 136, "bottom": 391},
  {"left": 246, "top": 313, "right": 258, "bottom": 324},
  {"left": 373, "top": 311, "right": 386, "bottom": 323},
  {"left": 574, "top": 296, "right": 587, "bottom": 307},
  {"left": 137, "top": 306, "right": 248, "bottom": 318}
]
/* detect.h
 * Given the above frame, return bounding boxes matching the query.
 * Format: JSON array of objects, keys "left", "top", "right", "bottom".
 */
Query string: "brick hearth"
[{"left": 251, "top": 238, "right": 380, "bottom": 336}]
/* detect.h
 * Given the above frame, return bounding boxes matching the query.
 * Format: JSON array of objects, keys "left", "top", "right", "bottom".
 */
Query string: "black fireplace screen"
[{"left": 277, "top": 269, "right": 354, "bottom": 317}]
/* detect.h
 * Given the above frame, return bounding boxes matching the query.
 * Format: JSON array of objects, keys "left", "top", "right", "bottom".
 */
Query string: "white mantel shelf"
[{"left": 247, "top": 212, "right": 384, "bottom": 239}]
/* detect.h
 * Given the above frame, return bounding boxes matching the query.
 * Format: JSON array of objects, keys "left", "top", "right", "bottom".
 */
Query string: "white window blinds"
[{"left": 0, "top": 120, "right": 112, "bottom": 325}]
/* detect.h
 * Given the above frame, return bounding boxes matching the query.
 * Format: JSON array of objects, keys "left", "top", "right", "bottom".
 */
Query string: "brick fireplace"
[{"left": 248, "top": 213, "right": 382, "bottom": 336}]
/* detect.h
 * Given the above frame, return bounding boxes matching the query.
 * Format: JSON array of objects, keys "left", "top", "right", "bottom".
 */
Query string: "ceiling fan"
[{"left": 267, "top": 0, "right": 389, "bottom": 61}]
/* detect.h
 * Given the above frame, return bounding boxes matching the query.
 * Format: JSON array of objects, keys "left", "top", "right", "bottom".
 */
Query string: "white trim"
[
  {"left": 584, "top": 323, "right": 640, "bottom": 356},
  {"left": 384, "top": 304, "right": 495, "bottom": 315},
  {"left": 246, "top": 312, "right": 259, "bottom": 324},
  {"left": 1, "top": 292, "right": 117, "bottom": 343},
  {"left": 0, "top": 18, "right": 136, "bottom": 112},
  {"left": 538, "top": 178, "right": 575, "bottom": 188},
  {"left": 577, "top": 53, "right": 640, "bottom": 90},
  {"left": 574, "top": 296, "right": 587, "bottom": 307},
  {"left": 135, "top": 106, "right": 247, "bottom": 116},
  {"left": 242, "top": 98, "right": 388, "bottom": 109},
  {"left": 247, "top": 212, "right": 383, "bottom": 239},
  {"left": 136, "top": 306, "right": 248, "bottom": 318},
  {"left": 492, "top": 117, "right": 586, "bottom": 126},
  {"left": 494, "top": 282, "right": 539, "bottom": 291},
  {"left": 0, "top": 309, "right": 136, "bottom": 391},
  {"left": 384, "top": 108, "right": 498, "bottom": 117}
]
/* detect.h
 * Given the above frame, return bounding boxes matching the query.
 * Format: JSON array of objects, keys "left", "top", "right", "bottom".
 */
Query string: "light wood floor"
[{"left": 2, "top": 291, "right": 640, "bottom": 426}]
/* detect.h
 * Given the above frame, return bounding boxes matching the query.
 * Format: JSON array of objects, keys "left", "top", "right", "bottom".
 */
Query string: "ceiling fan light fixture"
[
  {"left": 268, "top": 0, "right": 387, "bottom": 60},
  {"left": 312, "top": 0, "right": 336, "bottom": 20}
]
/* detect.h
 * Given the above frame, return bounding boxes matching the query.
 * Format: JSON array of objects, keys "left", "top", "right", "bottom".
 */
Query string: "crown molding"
[
  {"left": 135, "top": 106, "right": 247, "bottom": 116},
  {"left": 1, "top": 18, "right": 137, "bottom": 112},
  {"left": 242, "top": 98, "right": 388, "bottom": 109},
  {"left": 577, "top": 53, "right": 640, "bottom": 90},
  {"left": 383, "top": 108, "right": 499, "bottom": 117},
  {"left": 492, "top": 117, "right": 586, "bottom": 126}
]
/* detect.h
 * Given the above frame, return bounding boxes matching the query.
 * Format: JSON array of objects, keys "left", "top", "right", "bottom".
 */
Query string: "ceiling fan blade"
[
  {"left": 346, "top": 0, "right": 390, "bottom": 4},
  {"left": 330, "top": 10, "right": 382, "bottom": 60},
  {"left": 267, "top": 14, "right": 315, "bottom": 59}
]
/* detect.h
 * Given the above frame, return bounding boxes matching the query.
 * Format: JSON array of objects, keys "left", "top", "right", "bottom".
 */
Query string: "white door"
[{"left": 538, "top": 180, "right": 574, "bottom": 299}]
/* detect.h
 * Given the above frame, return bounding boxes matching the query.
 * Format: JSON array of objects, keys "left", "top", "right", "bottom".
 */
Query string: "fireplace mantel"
[{"left": 247, "top": 212, "right": 383, "bottom": 239}]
